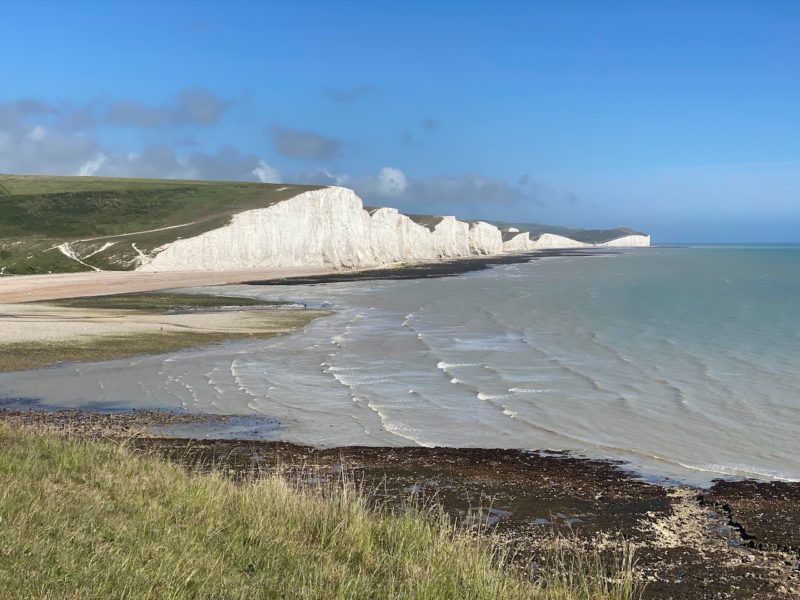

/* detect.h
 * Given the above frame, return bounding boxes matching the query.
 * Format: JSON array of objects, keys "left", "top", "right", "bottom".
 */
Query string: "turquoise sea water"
[{"left": 2, "top": 246, "right": 798, "bottom": 485}]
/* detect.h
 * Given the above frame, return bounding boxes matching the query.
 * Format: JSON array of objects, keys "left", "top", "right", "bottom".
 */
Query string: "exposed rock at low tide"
[{"left": 1, "top": 407, "right": 797, "bottom": 599}]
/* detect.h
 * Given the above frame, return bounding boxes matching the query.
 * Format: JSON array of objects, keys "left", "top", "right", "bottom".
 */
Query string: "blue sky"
[{"left": 1, "top": 1, "right": 798, "bottom": 242}]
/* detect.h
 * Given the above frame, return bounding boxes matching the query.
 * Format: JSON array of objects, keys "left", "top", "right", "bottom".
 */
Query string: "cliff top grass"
[
  {"left": 0, "top": 424, "right": 641, "bottom": 599},
  {"left": 0, "top": 174, "right": 320, "bottom": 239},
  {"left": 0, "top": 174, "right": 322, "bottom": 274}
]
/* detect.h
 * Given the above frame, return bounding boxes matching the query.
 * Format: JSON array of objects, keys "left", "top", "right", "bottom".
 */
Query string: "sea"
[{"left": 2, "top": 245, "right": 798, "bottom": 486}]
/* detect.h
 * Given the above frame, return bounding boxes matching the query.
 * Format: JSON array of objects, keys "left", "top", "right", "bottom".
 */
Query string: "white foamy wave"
[
  {"left": 6, "top": 247, "right": 798, "bottom": 486},
  {"left": 437, "top": 361, "right": 478, "bottom": 370},
  {"left": 477, "top": 392, "right": 512, "bottom": 401},
  {"left": 204, "top": 367, "right": 227, "bottom": 397},
  {"left": 366, "top": 400, "right": 433, "bottom": 447},
  {"left": 676, "top": 462, "right": 800, "bottom": 483}
]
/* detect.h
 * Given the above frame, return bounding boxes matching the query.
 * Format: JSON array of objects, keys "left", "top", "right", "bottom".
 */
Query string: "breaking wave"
[{"left": 2, "top": 247, "right": 799, "bottom": 485}]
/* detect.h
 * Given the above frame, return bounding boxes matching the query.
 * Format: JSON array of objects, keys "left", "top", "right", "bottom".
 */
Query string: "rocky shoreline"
[
  {"left": 242, "top": 248, "right": 611, "bottom": 285},
  {"left": 1, "top": 407, "right": 797, "bottom": 599}
]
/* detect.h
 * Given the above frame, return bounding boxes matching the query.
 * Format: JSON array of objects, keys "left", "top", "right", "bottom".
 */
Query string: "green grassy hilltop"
[{"left": 0, "top": 174, "right": 320, "bottom": 274}]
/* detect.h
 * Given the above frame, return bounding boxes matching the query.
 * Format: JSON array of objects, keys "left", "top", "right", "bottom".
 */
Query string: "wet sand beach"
[
  {"left": 0, "top": 266, "right": 337, "bottom": 304},
  {"left": 0, "top": 251, "right": 568, "bottom": 304}
]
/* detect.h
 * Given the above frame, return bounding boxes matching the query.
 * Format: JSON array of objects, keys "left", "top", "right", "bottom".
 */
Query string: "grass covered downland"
[
  {"left": 0, "top": 174, "right": 321, "bottom": 274},
  {"left": 0, "top": 425, "right": 642, "bottom": 599},
  {"left": 0, "top": 426, "right": 535, "bottom": 599}
]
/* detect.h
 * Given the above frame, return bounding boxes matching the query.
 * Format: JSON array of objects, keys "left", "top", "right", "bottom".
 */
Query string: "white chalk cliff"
[
  {"left": 597, "top": 234, "right": 651, "bottom": 248},
  {"left": 138, "top": 187, "right": 649, "bottom": 272}
]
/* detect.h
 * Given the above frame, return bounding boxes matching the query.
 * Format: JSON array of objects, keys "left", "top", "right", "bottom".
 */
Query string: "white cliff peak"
[{"left": 137, "top": 186, "right": 649, "bottom": 272}]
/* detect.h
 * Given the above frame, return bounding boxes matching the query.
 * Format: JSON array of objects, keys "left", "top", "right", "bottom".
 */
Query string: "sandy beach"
[
  {"left": 0, "top": 251, "right": 558, "bottom": 304},
  {"left": 0, "top": 266, "right": 339, "bottom": 304},
  {"left": 0, "top": 302, "right": 320, "bottom": 344},
  {"left": 0, "top": 273, "right": 331, "bottom": 373},
  {"left": 0, "top": 266, "right": 339, "bottom": 371}
]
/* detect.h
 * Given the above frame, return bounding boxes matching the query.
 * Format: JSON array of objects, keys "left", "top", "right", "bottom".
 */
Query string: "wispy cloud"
[
  {"left": 0, "top": 99, "right": 56, "bottom": 129},
  {"left": 78, "top": 145, "right": 279, "bottom": 182},
  {"left": 271, "top": 125, "right": 340, "bottom": 160},
  {"left": 293, "top": 166, "right": 570, "bottom": 220},
  {"left": 105, "top": 87, "right": 230, "bottom": 128}
]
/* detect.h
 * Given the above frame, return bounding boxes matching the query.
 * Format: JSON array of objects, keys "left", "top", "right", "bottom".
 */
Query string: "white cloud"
[
  {"left": 81, "top": 145, "right": 274, "bottom": 183},
  {"left": 77, "top": 153, "right": 108, "bottom": 176},
  {"left": 340, "top": 169, "right": 563, "bottom": 222},
  {"left": 28, "top": 125, "right": 46, "bottom": 141},
  {"left": 295, "top": 168, "right": 351, "bottom": 186},
  {"left": 0, "top": 127, "right": 99, "bottom": 175},
  {"left": 0, "top": 117, "right": 277, "bottom": 183},
  {"left": 354, "top": 166, "right": 408, "bottom": 199},
  {"left": 251, "top": 160, "right": 281, "bottom": 183},
  {"left": 376, "top": 167, "right": 407, "bottom": 197}
]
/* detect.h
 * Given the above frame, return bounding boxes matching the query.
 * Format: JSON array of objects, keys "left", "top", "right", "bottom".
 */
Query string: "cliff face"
[
  {"left": 528, "top": 233, "right": 589, "bottom": 250},
  {"left": 598, "top": 234, "right": 651, "bottom": 247},
  {"left": 138, "top": 186, "right": 649, "bottom": 272}
]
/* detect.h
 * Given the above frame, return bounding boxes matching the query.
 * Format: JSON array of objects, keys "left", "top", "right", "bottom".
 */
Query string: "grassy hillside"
[
  {"left": 0, "top": 174, "right": 321, "bottom": 274},
  {"left": 0, "top": 425, "right": 641, "bottom": 599}
]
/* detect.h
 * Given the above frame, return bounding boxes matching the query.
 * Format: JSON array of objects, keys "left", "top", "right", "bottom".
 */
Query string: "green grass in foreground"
[{"left": 0, "top": 426, "right": 642, "bottom": 599}]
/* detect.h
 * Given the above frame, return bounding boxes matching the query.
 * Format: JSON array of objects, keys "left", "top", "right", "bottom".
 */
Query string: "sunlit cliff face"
[{"left": 138, "top": 187, "right": 650, "bottom": 272}]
